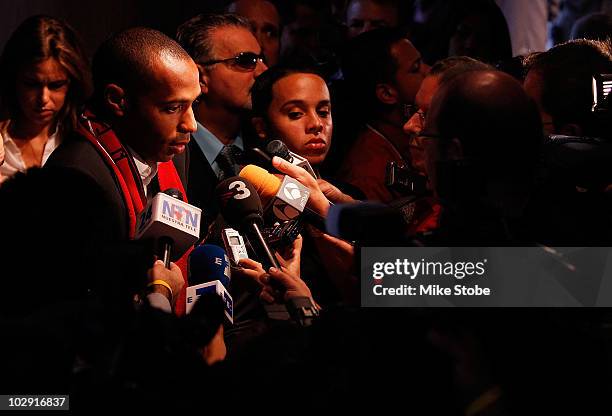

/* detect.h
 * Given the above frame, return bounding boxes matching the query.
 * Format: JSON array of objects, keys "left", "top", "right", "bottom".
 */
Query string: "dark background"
[{"left": 0, "top": 0, "right": 228, "bottom": 57}]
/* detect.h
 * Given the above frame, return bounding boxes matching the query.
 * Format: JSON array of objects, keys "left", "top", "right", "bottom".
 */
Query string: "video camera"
[{"left": 385, "top": 161, "right": 428, "bottom": 197}]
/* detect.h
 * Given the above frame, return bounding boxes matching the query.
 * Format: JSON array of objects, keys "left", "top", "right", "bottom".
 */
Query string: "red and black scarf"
[{"left": 77, "top": 109, "right": 190, "bottom": 315}]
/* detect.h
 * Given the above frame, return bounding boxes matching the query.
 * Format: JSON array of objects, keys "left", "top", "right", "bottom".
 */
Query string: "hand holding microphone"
[
  {"left": 239, "top": 162, "right": 328, "bottom": 232},
  {"left": 147, "top": 259, "right": 185, "bottom": 306},
  {"left": 233, "top": 233, "right": 303, "bottom": 293},
  {"left": 271, "top": 156, "right": 331, "bottom": 218},
  {"left": 258, "top": 266, "right": 314, "bottom": 304}
]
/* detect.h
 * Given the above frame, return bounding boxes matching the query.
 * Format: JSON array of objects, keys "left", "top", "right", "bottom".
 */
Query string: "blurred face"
[
  {"left": 203, "top": 26, "right": 268, "bottom": 111},
  {"left": 403, "top": 74, "right": 439, "bottom": 177},
  {"left": 390, "top": 39, "right": 430, "bottom": 106},
  {"left": 448, "top": 13, "right": 494, "bottom": 61},
  {"left": 227, "top": 0, "right": 281, "bottom": 67},
  {"left": 346, "top": 0, "right": 399, "bottom": 39},
  {"left": 262, "top": 73, "right": 332, "bottom": 165},
  {"left": 121, "top": 54, "right": 200, "bottom": 163},
  {"left": 15, "top": 58, "right": 69, "bottom": 127}
]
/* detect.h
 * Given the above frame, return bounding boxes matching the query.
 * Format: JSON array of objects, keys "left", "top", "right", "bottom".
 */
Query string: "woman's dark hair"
[
  {"left": 251, "top": 65, "right": 326, "bottom": 118},
  {"left": 0, "top": 15, "right": 92, "bottom": 137}
]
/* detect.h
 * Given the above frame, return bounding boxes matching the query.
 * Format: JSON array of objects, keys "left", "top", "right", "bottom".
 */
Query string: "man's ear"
[
  {"left": 375, "top": 83, "right": 399, "bottom": 105},
  {"left": 104, "top": 84, "right": 127, "bottom": 117},
  {"left": 197, "top": 63, "right": 210, "bottom": 95}
]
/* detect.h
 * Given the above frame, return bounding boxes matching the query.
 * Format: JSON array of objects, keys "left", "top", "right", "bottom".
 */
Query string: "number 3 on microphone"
[{"left": 229, "top": 180, "right": 251, "bottom": 200}]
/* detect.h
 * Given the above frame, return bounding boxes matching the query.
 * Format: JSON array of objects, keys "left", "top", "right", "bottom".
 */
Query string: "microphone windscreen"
[
  {"left": 189, "top": 244, "right": 230, "bottom": 287},
  {"left": 266, "top": 140, "right": 292, "bottom": 162},
  {"left": 215, "top": 176, "right": 263, "bottom": 228},
  {"left": 239, "top": 165, "right": 281, "bottom": 205}
]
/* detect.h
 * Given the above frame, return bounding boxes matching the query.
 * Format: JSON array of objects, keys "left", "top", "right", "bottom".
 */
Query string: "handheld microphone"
[
  {"left": 214, "top": 177, "right": 280, "bottom": 270},
  {"left": 326, "top": 202, "right": 408, "bottom": 244},
  {"left": 240, "top": 164, "right": 327, "bottom": 231},
  {"left": 266, "top": 140, "right": 318, "bottom": 179},
  {"left": 135, "top": 189, "right": 202, "bottom": 267},
  {"left": 186, "top": 244, "right": 233, "bottom": 322},
  {"left": 239, "top": 164, "right": 310, "bottom": 222}
]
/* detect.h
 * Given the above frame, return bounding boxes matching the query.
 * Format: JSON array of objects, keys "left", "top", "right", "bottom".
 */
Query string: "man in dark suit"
[
  {"left": 176, "top": 13, "right": 268, "bottom": 227},
  {"left": 47, "top": 27, "right": 200, "bottom": 242},
  {"left": 46, "top": 28, "right": 201, "bottom": 315}
]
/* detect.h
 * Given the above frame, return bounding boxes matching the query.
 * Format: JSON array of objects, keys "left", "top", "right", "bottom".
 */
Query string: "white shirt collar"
[{"left": 127, "top": 146, "right": 158, "bottom": 196}]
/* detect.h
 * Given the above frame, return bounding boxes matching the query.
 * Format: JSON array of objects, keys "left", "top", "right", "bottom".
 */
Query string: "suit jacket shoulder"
[{"left": 46, "top": 135, "right": 130, "bottom": 239}]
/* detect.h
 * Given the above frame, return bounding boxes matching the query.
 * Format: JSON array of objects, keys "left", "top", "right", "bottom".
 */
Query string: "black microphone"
[
  {"left": 326, "top": 202, "right": 410, "bottom": 244},
  {"left": 266, "top": 140, "right": 293, "bottom": 163},
  {"left": 214, "top": 177, "right": 280, "bottom": 270},
  {"left": 239, "top": 164, "right": 328, "bottom": 233},
  {"left": 266, "top": 139, "right": 318, "bottom": 179}
]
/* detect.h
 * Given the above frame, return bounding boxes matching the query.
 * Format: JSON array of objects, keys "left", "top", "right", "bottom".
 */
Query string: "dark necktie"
[{"left": 216, "top": 145, "right": 243, "bottom": 180}]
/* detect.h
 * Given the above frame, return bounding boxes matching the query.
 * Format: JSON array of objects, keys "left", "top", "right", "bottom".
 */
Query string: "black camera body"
[{"left": 385, "top": 161, "right": 428, "bottom": 197}]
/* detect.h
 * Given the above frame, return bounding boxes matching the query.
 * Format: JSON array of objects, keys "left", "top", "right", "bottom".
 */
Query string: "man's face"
[
  {"left": 390, "top": 39, "right": 430, "bottom": 106},
  {"left": 346, "top": 0, "right": 399, "bottom": 39},
  {"left": 263, "top": 73, "right": 332, "bottom": 165},
  {"left": 403, "top": 74, "right": 439, "bottom": 177},
  {"left": 122, "top": 54, "right": 200, "bottom": 163},
  {"left": 203, "top": 26, "right": 268, "bottom": 112},
  {"left": 227, "top": 0, "right": 281, "bottom": 67},
  {"left": 419, "top": 85, "right": 448, "bottom": 199}
]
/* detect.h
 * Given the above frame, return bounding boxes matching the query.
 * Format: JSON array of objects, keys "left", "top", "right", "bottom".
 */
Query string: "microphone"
[
  {"left": 239, "top": 164, "right": 309, "bottom": 222},
  {"left": 186, "top": 244, "right": 233, "bottom": 322},
  {"left": 214, "top": 176, "right": 280, "bottom": 270},
  {"left": 240, "top": 164, "right": 327, "bottom": 231},
  {"left": 135, "top": 190, "right": 202, "bottom": 267},
  {"left": 266, "top": 140, "right": 318, "bottom": 179},
  {"left": 189, "top": 244, "right": 231, "bottom": 287},
  {"left": 326, "top": 202, "right": 410, "bottom": 244}
]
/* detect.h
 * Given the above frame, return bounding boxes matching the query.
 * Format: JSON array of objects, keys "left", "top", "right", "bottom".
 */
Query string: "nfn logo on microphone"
[{"left": 161, "top": 200, "right": 199, "bottom": 230}]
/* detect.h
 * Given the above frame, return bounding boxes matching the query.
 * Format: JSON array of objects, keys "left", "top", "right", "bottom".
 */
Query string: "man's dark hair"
[
  {"left": 251, "top": 65, "right": 325, "bottom": 117},
  {"left": 91, "top": 27, "right": 192, "bottom": 108},
  {"left": 529, "top": 38, "right": 612, "bottom": 137},
  {"left": 176, "top": 13, "right": 251, "bottom": 64},
  {"left": 341, "top": 27, "right": 409, "bottom": 114},
  {"left": 429, "top": 56, "right": 493, "bottom": 86}
]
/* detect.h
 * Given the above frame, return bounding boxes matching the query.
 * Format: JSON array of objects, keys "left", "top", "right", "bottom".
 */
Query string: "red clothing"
[
  {"left": 75, "top": 110, "right": 191, "bottom": 315},
  {"left": 338, "top": 126, "right": 405, "bottom": 203},
  {"left": 338, "top": 126, "right": 441, "bottom": 234}
]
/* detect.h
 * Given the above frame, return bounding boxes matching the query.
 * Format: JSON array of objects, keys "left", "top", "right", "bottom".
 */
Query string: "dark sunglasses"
[{"left": 202, "top": 52, "right": 265, "bottom": 71}]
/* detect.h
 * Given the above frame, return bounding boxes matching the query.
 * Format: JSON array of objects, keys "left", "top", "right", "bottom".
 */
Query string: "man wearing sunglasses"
[{"left": 177, "top": 13, "right": 268, "bottom": 223}]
